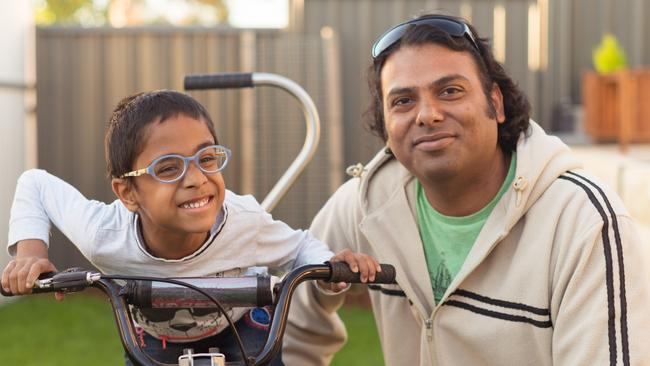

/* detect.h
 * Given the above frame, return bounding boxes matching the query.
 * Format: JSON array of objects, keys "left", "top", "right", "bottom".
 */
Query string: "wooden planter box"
[{"left": 583, "top": 69, "right": 650, "bottom": 148}]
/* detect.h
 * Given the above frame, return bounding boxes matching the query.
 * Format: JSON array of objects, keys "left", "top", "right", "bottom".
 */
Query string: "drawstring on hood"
[
  {"left": 513, "top": 176, "right": 528, "bottom": 207},
  {"left": 345, "top": 163, "right": 365, "bottom": 178}
]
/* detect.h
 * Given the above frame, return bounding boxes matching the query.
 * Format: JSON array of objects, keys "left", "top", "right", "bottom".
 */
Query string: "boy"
[{"left": 1, "top": 90, "right": 379, "bottom": 365}]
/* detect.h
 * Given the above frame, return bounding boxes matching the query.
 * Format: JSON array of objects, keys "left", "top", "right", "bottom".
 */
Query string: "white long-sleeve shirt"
[{"left": 8, "top": 169, "right": 334, "bottom": 341}]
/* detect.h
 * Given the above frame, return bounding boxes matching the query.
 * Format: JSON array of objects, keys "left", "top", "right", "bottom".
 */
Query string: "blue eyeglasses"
[
  {"left": 120, "top": 145, "right": 231, "bottom": 183},
  {"left": 371, "top": 15, "right": 480, "bottom": 59}
]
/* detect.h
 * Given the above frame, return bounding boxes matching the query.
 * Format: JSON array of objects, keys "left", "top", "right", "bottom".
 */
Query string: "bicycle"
[
  {"left": 2, "top": 72, "right": 381, "bottom": 365},
  {"left": 2, "top": 261, "right": 395, "bottom": 365}
]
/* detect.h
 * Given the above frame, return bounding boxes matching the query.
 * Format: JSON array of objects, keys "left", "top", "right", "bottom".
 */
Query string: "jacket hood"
[{"left": 356, "top": 121, "right": 582, "bottom": 232}]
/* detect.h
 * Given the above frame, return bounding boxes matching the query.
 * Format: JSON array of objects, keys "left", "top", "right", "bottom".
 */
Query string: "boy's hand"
[
  {"left": 1, "top": 239, "right": 62, "bottom": 300},
  {"left": 318, "top": 249, "right": 382, "bottom": 293}
]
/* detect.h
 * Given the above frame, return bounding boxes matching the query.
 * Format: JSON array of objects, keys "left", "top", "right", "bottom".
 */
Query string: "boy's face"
[{"left": 118, "top": 114, "right": 225, "bottom": 241}]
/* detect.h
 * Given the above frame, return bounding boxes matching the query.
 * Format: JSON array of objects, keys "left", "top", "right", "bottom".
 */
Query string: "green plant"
[{"left": 593, "top": 33, "right": 628, "bottom": 75}]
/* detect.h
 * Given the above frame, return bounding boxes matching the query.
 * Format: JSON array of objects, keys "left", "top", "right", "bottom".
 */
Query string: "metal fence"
[{"left": 35, "top": 0, "right": 650, "bottom": 267}]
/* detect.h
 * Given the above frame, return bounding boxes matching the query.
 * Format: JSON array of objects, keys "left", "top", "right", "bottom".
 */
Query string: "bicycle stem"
[{"left": 254, "top": 264, "right": 331, "bottom": 365}]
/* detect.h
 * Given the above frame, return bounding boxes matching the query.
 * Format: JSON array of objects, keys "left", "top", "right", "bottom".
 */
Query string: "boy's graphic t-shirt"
[{"left": 415, "top": 153, "right": 516, "bottom": 303}]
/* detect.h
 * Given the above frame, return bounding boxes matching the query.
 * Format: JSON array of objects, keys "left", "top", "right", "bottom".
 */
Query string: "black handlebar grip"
[
  {"left": 184, "top": 73, "right": 254, "bottom": 90},
  {"left": 328, "top": 262, "right": 396, "bottom": 284},
  {"left": 0, "top": 271, "right": 57, "bottom": 297}
]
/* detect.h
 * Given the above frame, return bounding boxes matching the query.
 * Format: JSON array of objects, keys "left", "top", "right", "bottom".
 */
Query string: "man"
[{"left": 283, "top": 14, "right": 650, "bottom": 366}]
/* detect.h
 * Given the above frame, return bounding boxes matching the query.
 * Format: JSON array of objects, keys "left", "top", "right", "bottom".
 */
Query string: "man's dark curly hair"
[
  {"left": 105, "top": 90, "right": 219, "bottom": 180},
  {"left": 366, "top": 14, "right": 531, "bottom": 153}
]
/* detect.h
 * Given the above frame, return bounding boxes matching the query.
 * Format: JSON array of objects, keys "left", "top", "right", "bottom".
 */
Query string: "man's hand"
[
  {"left": 318, "top": 249, "right": 382, "bottom": 292},
  {"left": 1, "top": 239, "right": 62, "bottom": 300}
]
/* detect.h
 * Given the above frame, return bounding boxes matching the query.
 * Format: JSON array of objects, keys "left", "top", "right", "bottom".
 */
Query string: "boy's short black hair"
[{"left": 105, "top": 90, "right": 218, "bottom": 179}]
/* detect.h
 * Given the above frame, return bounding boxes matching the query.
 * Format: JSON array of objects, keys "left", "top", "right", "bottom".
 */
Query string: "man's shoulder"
[
  {"left": 347, "top": 148, "right": 409, "bottom": 184},
  {"left": 546, "top": 170, "right": 629, "bottom": 218},
  {"left": 328, "top": 149, "right": 411, "bottom": 214}
]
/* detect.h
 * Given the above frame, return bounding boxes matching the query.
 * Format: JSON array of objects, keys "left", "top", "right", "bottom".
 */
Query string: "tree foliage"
[{"left": 35, "top": 0, "right": 229, "bottom": 26}]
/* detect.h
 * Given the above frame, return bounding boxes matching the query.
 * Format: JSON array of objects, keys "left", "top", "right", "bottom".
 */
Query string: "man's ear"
[
  {"left": 111, "top": 178, "right": 139, "bottom": 212},
  {"left": 490, "top": 83, "right": 506, "bottom": 124}
]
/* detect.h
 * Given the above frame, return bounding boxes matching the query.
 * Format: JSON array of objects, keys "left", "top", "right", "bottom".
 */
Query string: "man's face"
[{"left": 381, "top": 43, "right": 506, "bottom": 185}]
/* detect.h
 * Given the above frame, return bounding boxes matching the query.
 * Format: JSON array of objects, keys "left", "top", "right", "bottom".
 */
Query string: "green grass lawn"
[
  {"left": 332, "top": 306, "right": 384, "bottom": 366},
  {"left": 0, "top": 293, "right": 383, "bottom": 365}
]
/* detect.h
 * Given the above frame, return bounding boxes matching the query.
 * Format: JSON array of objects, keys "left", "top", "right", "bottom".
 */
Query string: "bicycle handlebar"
[
  {"left": 184, "top": 73, "right": 254, "bottom": 90},
  {"left": 1, "top": 262, "right": 396, "bottom": 366},
  {"left": 182, "top": 72, "right": 321, "bottom": 213}
]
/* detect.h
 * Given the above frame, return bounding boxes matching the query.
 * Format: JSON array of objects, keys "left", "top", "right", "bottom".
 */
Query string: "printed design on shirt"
[
  {"left": 433, "top": 260, "right": 452, "bottom": 303},
  {"left": 443, "top": 289, "right": 552, "bottom": 328},
  {"left": 559, "top": 172, "right": 629, "bottom": 366},
  {"left": 133, "top": 305, "right": 241, "bottom": 341},
  {"left": 244, "top": 307, "right": 272, "bottom": 330}
]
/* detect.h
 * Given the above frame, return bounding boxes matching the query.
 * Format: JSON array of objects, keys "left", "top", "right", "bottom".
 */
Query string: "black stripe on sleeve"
[
  {"left": 451, "top": 289, "right": 550, "bottom": 316},
  {"left": 559, "top": 174, "right": 617, "bottom": 366},
  {"left": 566, "top": 171, "right": 630, "bottom": 366},
  {"left": 443, "top": 299, "right": 552, "bottom": 328},
  {"left": 368, "top": 284, "right": 406, "bottom": 297}
]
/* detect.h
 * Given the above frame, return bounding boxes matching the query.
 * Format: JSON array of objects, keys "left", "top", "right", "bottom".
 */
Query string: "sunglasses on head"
[{"left": 371, "top": 15, "right": 480, "bottom": 59}]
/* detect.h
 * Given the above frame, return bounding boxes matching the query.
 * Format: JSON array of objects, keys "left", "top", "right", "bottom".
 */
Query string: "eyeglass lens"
[
  {"left": 373, "top": 17, "right": 473, "bottom": 58},
  {"left": 153, "top": 146, "right": 227, "bottom": 181}
]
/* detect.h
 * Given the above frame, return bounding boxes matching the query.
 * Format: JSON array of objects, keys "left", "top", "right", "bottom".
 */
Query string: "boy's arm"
[
  {"left": 253, "top": 211, "right": 334, "bottom": 270},
  {"left": 1, "top": 239, "right": 56, "bottom": 295},
  {"left": 8, "top": 169, "right": 108, "bottom": 257}
]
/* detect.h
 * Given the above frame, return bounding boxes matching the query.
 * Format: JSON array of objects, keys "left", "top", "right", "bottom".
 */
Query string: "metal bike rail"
[{"left": 184, "top": 72, "right": 321, "bottom": 212}]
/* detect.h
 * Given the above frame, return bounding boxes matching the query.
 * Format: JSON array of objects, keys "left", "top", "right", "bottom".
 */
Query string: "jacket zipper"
[{"left": 425, "top": 318, "right": 433, "bottom": 341}]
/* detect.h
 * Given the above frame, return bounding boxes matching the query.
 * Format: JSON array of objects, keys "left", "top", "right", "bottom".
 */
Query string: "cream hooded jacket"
[{"left": 284, "top": 122, "right": 650, "bottom": 365}]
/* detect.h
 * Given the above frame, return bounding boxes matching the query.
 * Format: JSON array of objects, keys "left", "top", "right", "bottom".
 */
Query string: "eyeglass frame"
[
  {"left": 371, "top": 15, "right": 480, "bottom": 59},
  {"left": 119, "top": 144, "right": 232, "bottom": 183}
]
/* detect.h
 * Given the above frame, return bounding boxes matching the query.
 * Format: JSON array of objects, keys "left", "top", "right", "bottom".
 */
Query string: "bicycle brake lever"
[{"left": 47, "top": 270, "right": 102, "bottom": 293}]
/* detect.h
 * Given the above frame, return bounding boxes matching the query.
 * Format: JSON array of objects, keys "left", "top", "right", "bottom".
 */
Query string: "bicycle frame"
[{"left": 3, "top": 262, "right": 395, "bottom": 366}]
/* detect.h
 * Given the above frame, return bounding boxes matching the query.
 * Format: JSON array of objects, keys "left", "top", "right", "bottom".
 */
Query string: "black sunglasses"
[{"left": 371, "top": 15, "right": 480, "bottom": 59}]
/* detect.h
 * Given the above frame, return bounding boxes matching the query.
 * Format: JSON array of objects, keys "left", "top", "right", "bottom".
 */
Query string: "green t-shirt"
[{"left": 416, "top": 153, "right": 517, "bottom": 303}]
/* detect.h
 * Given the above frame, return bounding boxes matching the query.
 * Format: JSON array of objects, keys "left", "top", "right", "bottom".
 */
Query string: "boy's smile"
[
  {"left": 113, "top": 114, "right": 226, "bottom": 259},
  {"left": 179, "top": 196, "right": 212, "bottom": 209}
]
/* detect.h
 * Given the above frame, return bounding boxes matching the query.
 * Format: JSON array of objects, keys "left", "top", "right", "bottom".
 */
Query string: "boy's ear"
[{"left": 111, "top": 178, "right": 139, "bottom": 212}]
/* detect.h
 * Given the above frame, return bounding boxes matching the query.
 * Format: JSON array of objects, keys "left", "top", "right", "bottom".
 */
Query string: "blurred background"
[{"left": 2, "top": 0, "right": 650, "bottom": 365}]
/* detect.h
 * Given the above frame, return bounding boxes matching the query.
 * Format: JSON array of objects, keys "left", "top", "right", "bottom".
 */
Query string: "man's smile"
[{"left": 413, "top": 132, "right": 455, "bottom": 151}]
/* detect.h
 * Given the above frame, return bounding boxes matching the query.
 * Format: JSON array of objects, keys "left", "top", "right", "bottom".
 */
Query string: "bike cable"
[{"left": 103, "top": 274, "right": 253, "bottom": 366}]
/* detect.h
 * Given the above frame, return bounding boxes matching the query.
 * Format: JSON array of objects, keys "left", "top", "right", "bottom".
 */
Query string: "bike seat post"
[
  {"left": 178, "top": 347, "right": 226, "bottom": 366},
  {"left": 179, "top": 349, "right": 194, "bottom": 366}
]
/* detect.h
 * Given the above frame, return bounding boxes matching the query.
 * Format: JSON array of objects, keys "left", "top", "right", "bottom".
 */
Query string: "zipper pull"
[
  {"left": 425, "top": 318, "right": 433, "bottom": 341},
  {"left": 512, "top": 176, "right": 528, "bottom": 207}
]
